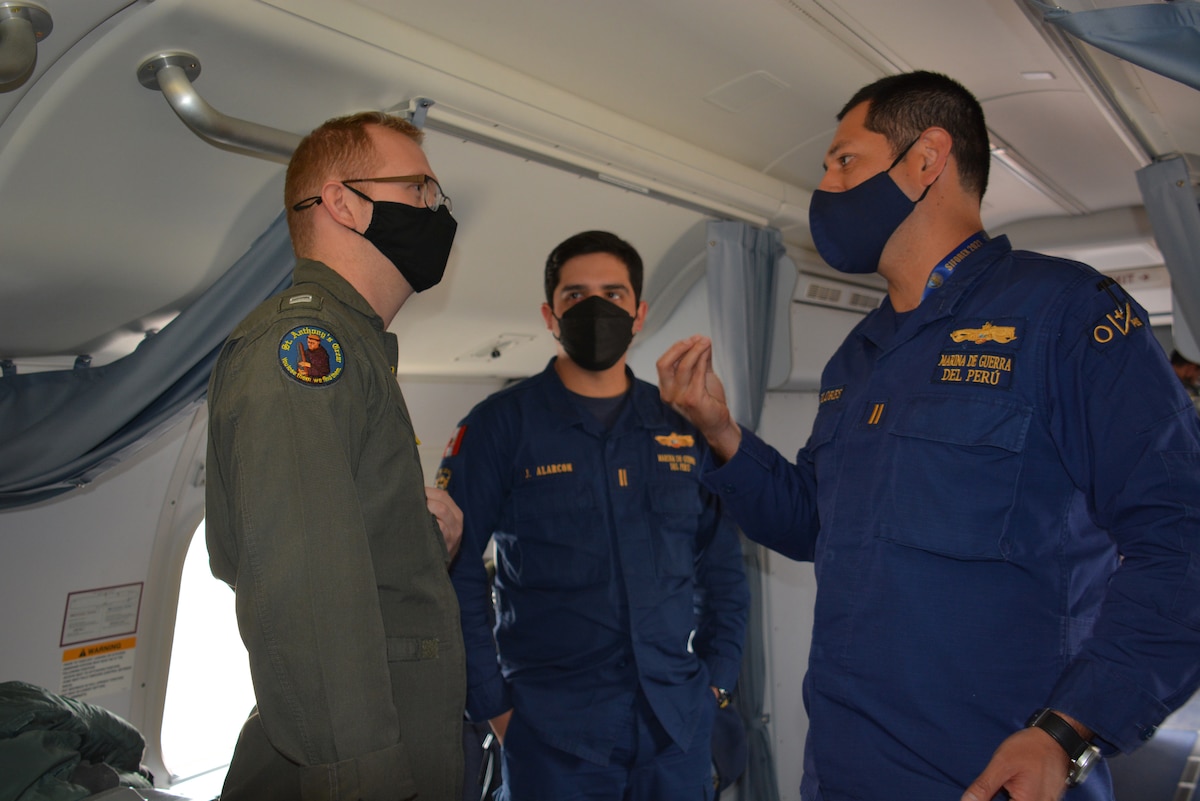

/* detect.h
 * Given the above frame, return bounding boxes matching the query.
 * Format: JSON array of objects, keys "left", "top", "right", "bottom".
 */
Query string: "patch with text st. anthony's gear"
[{"left": 279, "top": 325, "right": 345, "bottom": 386}]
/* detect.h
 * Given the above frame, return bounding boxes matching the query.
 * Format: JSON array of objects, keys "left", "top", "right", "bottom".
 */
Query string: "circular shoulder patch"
[{"left": 279, "top": 326, "right": 346, "bottom": 386}]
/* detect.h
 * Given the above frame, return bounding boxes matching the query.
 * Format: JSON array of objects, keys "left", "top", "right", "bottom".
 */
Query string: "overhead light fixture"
[
  {"left": 988, "top": 139, "right": 1088, "bottom": 215},
  {"left": 0, "top": 2, "right": 52, "bottom": 89},
  {"left": 391, "top": 98, "right": 800, "bottom": 229},
  {"left": 1021, "top": 70, "right": 1056, "bottom": 81},
  {"left": 597, "top": 173, "right": 650, "bottom": 194},
  {"left": 455, "top": 334, "right": 537, "bottom": 362}
]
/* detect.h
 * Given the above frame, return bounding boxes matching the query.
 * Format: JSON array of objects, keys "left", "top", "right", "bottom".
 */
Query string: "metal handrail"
[
  {"left": 0, "top": 2, "right": 51, "bottom": 87},
  {"left": 137, "top": 52, "right": 302, "bottom": 164}
]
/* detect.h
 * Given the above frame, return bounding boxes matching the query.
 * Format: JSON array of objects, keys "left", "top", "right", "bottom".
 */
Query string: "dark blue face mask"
[{"left": 808, "top": 138, "right": 932, "bottom": 274}]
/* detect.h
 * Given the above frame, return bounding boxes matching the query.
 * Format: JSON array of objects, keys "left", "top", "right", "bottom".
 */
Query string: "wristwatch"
[
  {"left": 1026, "top": 708, "right": 1101, "bottom": 786},
  {"left": 714, "top": 688, "right": 732, "bottom": 709}
]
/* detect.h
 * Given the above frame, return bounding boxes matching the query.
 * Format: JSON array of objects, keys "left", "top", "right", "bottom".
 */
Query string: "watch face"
[{"left": 1069, "top": 745, "right": 1102, "bottom": 786}]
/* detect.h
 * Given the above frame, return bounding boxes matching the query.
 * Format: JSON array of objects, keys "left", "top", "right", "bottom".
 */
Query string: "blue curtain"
[
  {"left": 706, "top": 219, "right": 788, "bottom": 801},
  {"left": 1031, "top": 0, "right": 1200, "bottom": 92},
  {"left": 1137, "top": 156, "right": 1200, "bottom": 363},
  {"left": 0, "top": 213, "right": 294, "bottom": 509},
  {"left": 706, "top": 221, "right": 786, "bottom": 432}
]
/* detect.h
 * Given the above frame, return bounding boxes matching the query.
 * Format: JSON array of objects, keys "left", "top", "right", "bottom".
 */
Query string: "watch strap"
[
  {"left": 1026, "top": 708, "right": 1099, "bottom": 785},
  {"left": 1026, "top": 709, "right": 1087, "bottom": 759}
]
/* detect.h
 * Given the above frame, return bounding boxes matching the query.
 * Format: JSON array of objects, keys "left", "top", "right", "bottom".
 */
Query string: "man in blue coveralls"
[
  {"left": 440, "top": 230, "right": 750, "bottom": 800},
  {"left": 658, "top": 72, "right": 1200, "bottom": 801}
]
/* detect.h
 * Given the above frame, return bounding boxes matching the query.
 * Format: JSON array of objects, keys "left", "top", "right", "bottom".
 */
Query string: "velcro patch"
[
  {"left": 657, "top": 452, "right": 697, "bottom": 473},
  {"left": 1090, "top": 301, "right": 1145, "bottom": 346},
  {"left": 931, "top": 350, "right": 1014, "bottom": 388},
  {"left": 435, "top": 467, "right": 451, "bottom": 490},
  {"left": 279, "top": 292, "right": 322, "bottom": 311},
  {"left": 949, "top": 322, "right": 1018, "bottom": 345},
  {"left": 654, "top": 432, "right": 695, "bottom": 448},
  {"left": 443, "top": 425, "right": 467, "bottom": 458},
  {"left": 279, "top": 326, "right": 345, "bottom": 386},
  {"left": 819, "top": 386, "right": 845, "bottom": 405}
]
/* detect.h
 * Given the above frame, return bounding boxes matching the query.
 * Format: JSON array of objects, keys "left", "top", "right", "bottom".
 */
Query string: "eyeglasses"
[{"left": 292, "top": 174, "right": 452, "bottom": 213}]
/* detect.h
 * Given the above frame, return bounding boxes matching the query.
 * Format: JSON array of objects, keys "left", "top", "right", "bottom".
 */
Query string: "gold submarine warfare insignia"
[
  {"left": 654, "top": 433, "right": 696, "bottom": 448},
  {"left": 949, "top": 322, "right": 1018, "bottom": 344}
]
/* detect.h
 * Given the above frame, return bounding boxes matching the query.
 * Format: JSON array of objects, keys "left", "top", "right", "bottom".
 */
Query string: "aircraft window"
[{"left": 160, "top": 519, "right": 255, "bottom": 796}]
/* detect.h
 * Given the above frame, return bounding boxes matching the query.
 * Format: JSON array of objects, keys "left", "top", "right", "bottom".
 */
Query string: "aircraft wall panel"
[
  {"left": 627, "top": 272, "right": 712, "bottom": 383},
  {"left": 755, "top": 389, "right": 821, "bottom": 801},
  {"left": 401, "top": 376, "right": 509, "bottom": 482},
  {"left": 0, "top": 416, "right": 192, "bottom": 723}
]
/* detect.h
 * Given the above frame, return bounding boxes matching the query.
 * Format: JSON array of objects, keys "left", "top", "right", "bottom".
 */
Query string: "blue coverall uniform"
[
  {"left": 441, "top": 359, "right": 749, "bottom": 798},
  {"left": 705, "top": 236, "right": 1200, "bottom": 800}
]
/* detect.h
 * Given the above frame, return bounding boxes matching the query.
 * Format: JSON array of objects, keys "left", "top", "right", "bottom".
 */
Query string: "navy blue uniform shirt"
[
  {"left": 441, "top": 360, "right": 749, "bottom": 764},
  {"left": 707, "top": 236, "right": 1200, "bottom": 800}
]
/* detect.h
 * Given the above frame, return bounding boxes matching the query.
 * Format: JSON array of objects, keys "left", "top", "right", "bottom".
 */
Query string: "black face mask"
[
  {"left": 348, "top": 185, "right": 458, "bottom": 293},
  {"left": 554, "top": 295, "right": 636, "bottom": 372}
]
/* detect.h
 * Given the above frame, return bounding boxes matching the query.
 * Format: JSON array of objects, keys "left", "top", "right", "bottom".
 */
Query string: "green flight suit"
[{"left": 206, "top": 259, "right": 465, "bottom": 801}]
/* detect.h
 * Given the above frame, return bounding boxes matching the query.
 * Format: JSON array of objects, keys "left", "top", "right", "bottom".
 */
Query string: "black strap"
[{"left": 1027, "top": 708, "right": 1087, "bottom": 760}]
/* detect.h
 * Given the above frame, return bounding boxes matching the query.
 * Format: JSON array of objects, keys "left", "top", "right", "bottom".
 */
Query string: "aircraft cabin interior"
[{"left": 1, "top": 0, "right": 1199, "bottom": 799}]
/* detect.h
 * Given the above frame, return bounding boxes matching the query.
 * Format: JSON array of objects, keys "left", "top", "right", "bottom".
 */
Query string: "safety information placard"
[
  {"left": 60, "top": 582, "right": 143, "bottom": 647},
  {"left": 61, "top": 637, "right": 137, "bottom": 700}
]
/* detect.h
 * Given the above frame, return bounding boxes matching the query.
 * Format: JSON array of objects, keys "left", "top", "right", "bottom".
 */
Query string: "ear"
[
  {"left": 320, "top": 181, "right": 372, "bottom": 231},
  {"left": 541, "top": 302, "right": 557, "bottom": 335},
  {"left": 632, "top": 300, "right": 649, "bottom": 335},
  {"left": 912, "top": 127, "right": 952, "bottom": 190}
]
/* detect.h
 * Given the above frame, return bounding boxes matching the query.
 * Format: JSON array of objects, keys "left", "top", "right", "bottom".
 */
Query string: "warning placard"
[
  {"left": 61, "top": 583, "right": 143, "bottom": 647},
  {"left": 61, "top": 637, "right": 136, "bottom": 701}
]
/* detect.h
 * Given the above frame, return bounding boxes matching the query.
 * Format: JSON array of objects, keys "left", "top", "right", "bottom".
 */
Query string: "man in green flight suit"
[{"left": 205, "top": 111, "right": 466, "bottom": 800}]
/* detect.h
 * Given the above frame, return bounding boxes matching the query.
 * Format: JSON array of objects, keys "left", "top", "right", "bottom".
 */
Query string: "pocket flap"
[{"left": 892, "top": 395, "right": 1031, "bottom": 453}]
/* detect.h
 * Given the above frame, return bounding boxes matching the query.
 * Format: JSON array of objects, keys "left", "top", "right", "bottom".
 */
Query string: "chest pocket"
[
  {"left": 806, "top": 401, "right": 846, "bottom": 491},
  {"left": 499, "top": 480, "right": 608, "bottom": 590},
  {"left": 880, "top": 394, "right": 1031, "bottom": 560},
  {"left": 810, "top": 401, "right": 845, "bottom": 450},
  {"left": 648, "top": 481, "right": 705, "bottom": 578}
]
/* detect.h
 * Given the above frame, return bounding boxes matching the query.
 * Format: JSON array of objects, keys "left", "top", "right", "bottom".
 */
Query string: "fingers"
[
  {"left": 654, "top": 336, "right": 740, "bottom": 460},
  {"left": 656, "top": 336, "right": 710, "bottom": 397},
  {"left": 424, "top": 486, "right": 461, "bottom": 523},
  {"left": 961, "top": 728, "right": 1071, "bottom": 801},
  {"left": 656, "top": 338, "right": 691, "bottom": 400},
  {"left": 425, "top": 486, "right": 463, "bottom": 559},
  {"left": 677, "top": 340, "right": 714, "bottom": 410},
  {"left": 657, "top": 335, "right": 710, "bottom": 369},
  {"left": 656, "top": 336, "right": 712, "bottom": 405},
  {"left": 489, "top": 708, "right": 514, "bottom": 745}
]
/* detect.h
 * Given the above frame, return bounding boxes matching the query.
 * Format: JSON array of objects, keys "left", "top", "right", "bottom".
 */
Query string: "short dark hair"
[
  {"left": 1171, "top": 350, "right": 1198, "bottom": 368},
  {"left": 840, "top": 71, "right": 990, "bottom": 200},
  {"left": 544, "top": 230, "right": 643, "bottom": 304}
]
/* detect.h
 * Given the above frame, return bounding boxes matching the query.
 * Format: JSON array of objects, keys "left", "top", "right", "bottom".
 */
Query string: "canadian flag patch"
[{"left": 443, "top": 425, "right": 467, "bottom": 458}]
